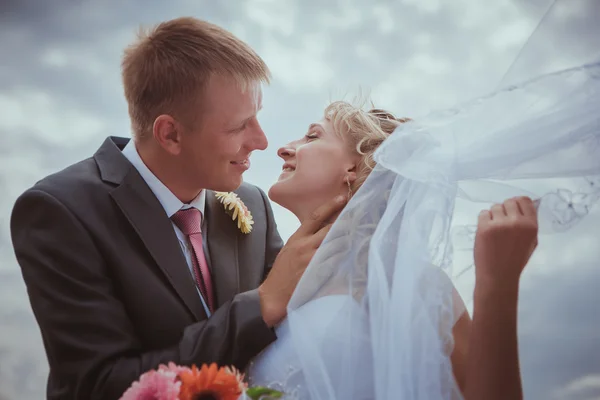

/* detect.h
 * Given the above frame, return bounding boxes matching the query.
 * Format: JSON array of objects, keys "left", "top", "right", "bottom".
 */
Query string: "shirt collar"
[{"left": 121, "top": 139, "right": 206, "bottom": 218}]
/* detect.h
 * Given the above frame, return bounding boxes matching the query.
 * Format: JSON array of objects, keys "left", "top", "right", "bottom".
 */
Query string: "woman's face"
[{"left": 268, "top": 118, "right": 357, "bottom": 221}]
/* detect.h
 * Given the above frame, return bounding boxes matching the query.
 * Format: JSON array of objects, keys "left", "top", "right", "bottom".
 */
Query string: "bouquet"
[{"left": 120, "top": 362, "right": 282, "bottom": 400}]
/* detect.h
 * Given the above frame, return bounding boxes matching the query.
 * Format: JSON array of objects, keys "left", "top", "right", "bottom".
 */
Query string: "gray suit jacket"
[{"left": 10, "top": 136, "right": 284, "bottom": 400}]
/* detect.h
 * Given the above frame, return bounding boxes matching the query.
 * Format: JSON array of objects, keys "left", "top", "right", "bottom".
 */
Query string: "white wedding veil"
[{"left": 285, "top": 0, "right": 600, "bottom": 398}]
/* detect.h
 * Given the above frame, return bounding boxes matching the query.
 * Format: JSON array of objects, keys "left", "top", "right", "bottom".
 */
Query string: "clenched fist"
[{"left": 473, "top": 196, "right": 539, "bottom": 289}]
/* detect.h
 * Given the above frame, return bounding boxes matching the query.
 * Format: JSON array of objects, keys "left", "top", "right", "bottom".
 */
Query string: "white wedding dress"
[
  {"left": 246, "top": 2, "right": 600, "bottom": 397},
  {"left": 247, "top": 271, "right": 467, "bottom": 399},
  {"left": 246, "top": 295, "right": 373, "bottom": 399}
]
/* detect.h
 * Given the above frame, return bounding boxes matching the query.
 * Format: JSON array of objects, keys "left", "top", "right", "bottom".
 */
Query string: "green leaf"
[{"left": 245, "top": 386, "right": 284, "bottom": 399}]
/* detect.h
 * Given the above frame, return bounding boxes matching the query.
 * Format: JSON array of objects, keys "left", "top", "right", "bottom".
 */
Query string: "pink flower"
[
  {"left": 119, "top": 368, "right": 181, "bottom": 400},
  {"left": 159, "top": 362, "right": 192, "bottom": 376}
]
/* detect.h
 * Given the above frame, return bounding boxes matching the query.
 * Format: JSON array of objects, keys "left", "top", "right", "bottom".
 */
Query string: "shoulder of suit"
[{"left": 20, "top": 156, "right": 106, "bottom": 205}]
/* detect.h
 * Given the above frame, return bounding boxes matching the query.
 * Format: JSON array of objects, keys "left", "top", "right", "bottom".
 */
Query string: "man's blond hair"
[{"left": 121, "top": 17, "right": 271, "bottom": 140}]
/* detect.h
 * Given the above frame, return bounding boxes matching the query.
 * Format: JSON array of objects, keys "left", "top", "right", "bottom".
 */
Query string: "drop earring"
[{"left": 346, "top": 179, "right": 353, "bottom": 199}]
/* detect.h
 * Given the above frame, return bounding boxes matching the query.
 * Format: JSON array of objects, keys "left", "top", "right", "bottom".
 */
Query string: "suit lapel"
[
  {"left": 205, "top": 191, "right": 240, "bottom": 307},
  {"left": 95, "top": 137, "right": 207, "bottom": 321}
]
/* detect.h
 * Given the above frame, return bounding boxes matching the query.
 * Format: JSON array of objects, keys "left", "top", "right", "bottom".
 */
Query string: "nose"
[
  {"left": 277, "top": 143, "right": 295, "bottom": 159},
  {"left": 251, "top": 119, "right": 268, "bottom": 151}
]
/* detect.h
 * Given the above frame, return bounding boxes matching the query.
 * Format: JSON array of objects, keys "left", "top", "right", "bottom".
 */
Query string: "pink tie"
[{"left": 171, "top": 208, "right": 215, "bottom": 313}]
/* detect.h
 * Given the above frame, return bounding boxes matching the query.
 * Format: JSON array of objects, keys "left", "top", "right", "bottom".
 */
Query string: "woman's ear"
[{"left": 345, "top": 165, "right": 358, "bottom": 185}]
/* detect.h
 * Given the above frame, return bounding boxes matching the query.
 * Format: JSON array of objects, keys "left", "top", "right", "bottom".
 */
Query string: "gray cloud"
[
  {"left": 1, "top": 0, "right": 599, "bottom": 398},
  {"left": 519, "top": 260, "right": 600, "bottom": 399}
]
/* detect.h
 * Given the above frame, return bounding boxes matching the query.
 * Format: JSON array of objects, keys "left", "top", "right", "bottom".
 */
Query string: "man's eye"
[{"left": 232, "top": 123, "right": 246, "bottom": 133}]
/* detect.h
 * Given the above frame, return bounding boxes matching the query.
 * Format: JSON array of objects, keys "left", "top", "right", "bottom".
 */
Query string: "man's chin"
[{"left": 207, "top": 176, "right": 243, "bottom": 193}]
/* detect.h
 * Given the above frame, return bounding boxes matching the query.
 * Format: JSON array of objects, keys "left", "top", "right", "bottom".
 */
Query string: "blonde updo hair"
[{"left": 324, "top": 101, "right": 411, "bottom": 194}]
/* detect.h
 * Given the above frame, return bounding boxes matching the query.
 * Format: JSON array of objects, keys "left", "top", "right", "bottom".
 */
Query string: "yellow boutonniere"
[{"left": 215, "top": 192, "right": 254, "bottom": 234}]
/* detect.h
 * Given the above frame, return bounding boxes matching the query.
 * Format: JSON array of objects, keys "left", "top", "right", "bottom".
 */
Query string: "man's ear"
[{"left": 153, "top": 114, "right": 183, "bottom": 155}]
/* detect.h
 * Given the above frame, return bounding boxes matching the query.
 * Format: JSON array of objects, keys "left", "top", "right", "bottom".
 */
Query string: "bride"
[
  {"left": 245, "top": 61, "right": 600, "bottom": 398},
  {"left": 242, "top": 0, "right": 600, "bottom": 397}
]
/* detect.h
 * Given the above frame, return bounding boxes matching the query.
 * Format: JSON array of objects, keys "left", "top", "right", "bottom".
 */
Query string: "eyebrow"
[
  {"left": 232, "top": 105, "right": 263, "bottom": 129},
  {"left": 245, "top": 104, "right": 263, "bottom": 121},
  {"left": 307, "top": 123, "right": 323, "bottom": 133}
]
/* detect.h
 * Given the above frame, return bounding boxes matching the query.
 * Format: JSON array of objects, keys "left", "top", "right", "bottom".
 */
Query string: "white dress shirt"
[{"left": 122, "top": 139, "right": 212, "bottom": 317}]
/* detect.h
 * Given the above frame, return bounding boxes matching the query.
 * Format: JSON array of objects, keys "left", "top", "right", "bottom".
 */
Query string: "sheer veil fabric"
[{"left": 246, "top": 1, "right": 600, "bottom": 398}]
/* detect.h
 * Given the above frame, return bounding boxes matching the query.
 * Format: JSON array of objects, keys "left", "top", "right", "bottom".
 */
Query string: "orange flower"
[{"left": 178, "top": 363, "right": 244, "bottom": 400}]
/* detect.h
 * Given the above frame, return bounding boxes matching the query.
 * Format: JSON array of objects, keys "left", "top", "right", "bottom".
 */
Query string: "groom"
[{"left": 10, "top": 17, "right": 345, "bottom": 400}]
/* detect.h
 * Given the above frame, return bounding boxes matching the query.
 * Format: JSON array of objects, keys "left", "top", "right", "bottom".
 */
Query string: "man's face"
[{"left": 179, "top": 75, "right": 268, "bottom": 192}]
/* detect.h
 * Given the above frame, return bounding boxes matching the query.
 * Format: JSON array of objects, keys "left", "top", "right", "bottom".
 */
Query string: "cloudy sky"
[{"left": 0, "top": 0, "right": 599, "bottom": 398}]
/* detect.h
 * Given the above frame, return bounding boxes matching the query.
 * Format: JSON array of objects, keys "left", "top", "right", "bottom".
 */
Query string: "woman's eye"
[{"left": 305, "top": 133, "right": 318, "bottom": 140}]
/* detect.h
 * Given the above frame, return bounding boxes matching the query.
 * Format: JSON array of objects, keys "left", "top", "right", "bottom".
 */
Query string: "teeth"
[{"left": 282, "top": 167, "right": 294, "bottom": 172}]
